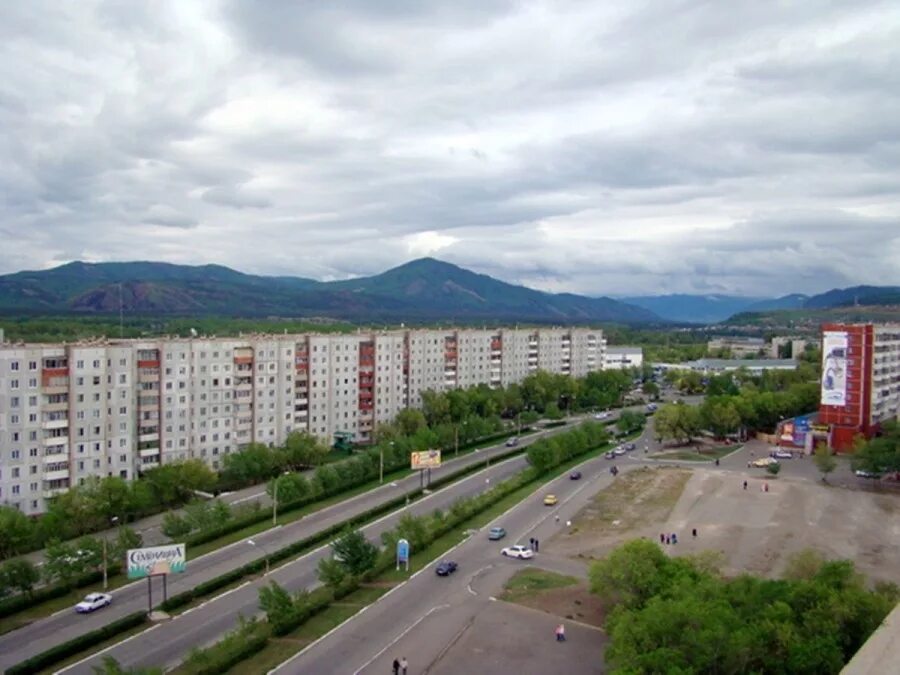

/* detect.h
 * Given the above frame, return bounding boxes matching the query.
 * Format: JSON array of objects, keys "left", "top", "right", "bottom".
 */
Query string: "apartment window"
[
  {"left": 10, "top": 397, "right": 19, "bottom": 408},
  {"left": 29, "top": 447, "right": 37, "bottom": 457},
  {"left": 28, "top": 361, "right": 37, "bottom": 370},
  {"left": 10, "top": 361, "right": 19, "bottom": 371},
  {"left": 10, "top": 379, "right": 19, "bottom": 389},
  {"left": 28, "top": 378, "right": 37, "bottom": 388}
]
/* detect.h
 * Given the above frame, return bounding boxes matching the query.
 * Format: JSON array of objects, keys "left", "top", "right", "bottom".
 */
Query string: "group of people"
[
  {"left": 659, "top": 528, "right": 699, "bottom": 546},
  {"left": 392, "top": 656, "right": 408, "bottom": 675},
  {"left": 529, "top": 537, "right": 541, "bottom": 552}
]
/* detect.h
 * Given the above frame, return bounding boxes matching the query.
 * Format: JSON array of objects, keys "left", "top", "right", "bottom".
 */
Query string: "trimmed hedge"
[
  {"left": 0, "top": 567, "right": 112, "bottom": 620},
  {"left": 180, "top": 618, "right": 270, "bottom": 675},
  {"left": 5, "top": 611, "right": 148, "bottom": 675}
]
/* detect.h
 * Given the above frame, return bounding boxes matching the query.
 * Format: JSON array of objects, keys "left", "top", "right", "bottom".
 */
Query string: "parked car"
[
  {"left": 855, "top": 469, "right": 882, "bottom": 479},
  {"left": 646, "top": 403, "right": 658, "bottom": 412},
  {"left": 75, "top": 593, "right": 112, "bottom": 614},
  {"left": 569, "top": 470, "right": 582, "bottom": 480},
  {"left": 593, "top": 411, "right": 610, "bottom": 420},
  {"left": 435, "top": 560, "right": 458, "bottom": 576},
  {"left": 488, "top": 526, "right": 507, "bottom": 540},
  {"left": 505, "top": 436, "right": 520, "bottom": 447},
  {"left": 501, "top": 545, "right": 534, "bottom": 559},
  {"left": 772, "top": 450, "right": 793, "bottom": 459},
  {"left": 614, "top": 446, "right": 627, "bottom": 456},
  {"left": 749, "top": 457, "right": 778, "bottom": 468},
  {"left": 604, "top": 451, "right": 616, "bottom": 460},
  {"left": 543, "top": 494, "right": 558, "bottom": 506},
  {"left": 625, "top": 442, "right": 636, "bottom": 451}
]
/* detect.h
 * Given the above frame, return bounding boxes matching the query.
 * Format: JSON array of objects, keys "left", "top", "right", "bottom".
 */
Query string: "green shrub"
[{"left": 6, "top": 611, "right": 148, "bottom": 675}]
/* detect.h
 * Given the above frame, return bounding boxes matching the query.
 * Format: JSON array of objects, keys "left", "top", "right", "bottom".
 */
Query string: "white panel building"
[{"left": 0, "top": 326, "right": 605, "bottom": 515}]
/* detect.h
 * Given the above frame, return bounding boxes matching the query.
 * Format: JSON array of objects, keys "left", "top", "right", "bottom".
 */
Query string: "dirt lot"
[
  {"left": 553, "top": 466, "right": 900, "bottom": 585},
  {"left": 500, "top": 568, "right": 605, "bottom": 628}
]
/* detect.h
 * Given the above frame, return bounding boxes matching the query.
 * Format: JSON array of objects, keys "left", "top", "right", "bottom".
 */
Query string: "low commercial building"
[
  {"left": 653, "top": 358, "right": 797, "bottom": 375},
  {"left": 707, "top": 336, "right": 766, "bottom": 358},
  {"left": 602, "top": 347, "right": 643, "bottom": 370}
]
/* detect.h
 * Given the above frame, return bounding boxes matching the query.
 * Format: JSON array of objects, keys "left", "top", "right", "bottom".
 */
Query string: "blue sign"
[
  {"left": 793, "top": 414, "right": 814, "bottom": 446},
  {"left": 397, "top": 538, "right": 409, "bottom": 563}
]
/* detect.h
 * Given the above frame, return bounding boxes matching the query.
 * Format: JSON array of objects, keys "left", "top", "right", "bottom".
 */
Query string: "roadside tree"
[
  {"left": 0, "top": 558, "right": 40, "bottom": 597},
  {"left": 0, "top": 506, "right": 34, "bottom": 559},
  {"left": 330, "top": 529, "right": 378, "bottom": 576},
  {"left": 813, "top": 443, "right": 838, "bottom": 483}
]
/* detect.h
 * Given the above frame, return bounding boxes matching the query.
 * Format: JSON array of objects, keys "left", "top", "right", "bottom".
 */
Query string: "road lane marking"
[
  {"left": 351, "top": 604, "right": 451, "bottom": 675},
  {"left": 55, "top": 624, "right": 161, "bottom": 674}
]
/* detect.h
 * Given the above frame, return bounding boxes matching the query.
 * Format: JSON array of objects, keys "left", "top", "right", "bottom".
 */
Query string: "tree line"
[{"left": 591, "top": 540, "right": 898, "bottom": 674}]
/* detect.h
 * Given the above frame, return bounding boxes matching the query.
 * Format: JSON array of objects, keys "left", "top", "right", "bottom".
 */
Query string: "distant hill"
[
  {"left": 742, "top": 294, "right": 809, "bottom": 313},
  {"left": 620, "top": 294, "right": 768, "bottom": 324},
  {"left": 803, "top": 286, "right": 900, "bottom": 310},
  {"left": 0, "top": 258, "right": 659, "bottom": 325}
]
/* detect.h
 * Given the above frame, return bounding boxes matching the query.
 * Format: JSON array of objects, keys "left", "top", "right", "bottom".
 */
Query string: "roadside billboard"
[
  {"left": 127, "top": 544, "right": 187, "bottom": 579},
  {"left": 410, "top": 449, "right": 441, "bottom": 470},
  {"left": 821, "top": 331, "right": 848, "bottom": 406}
]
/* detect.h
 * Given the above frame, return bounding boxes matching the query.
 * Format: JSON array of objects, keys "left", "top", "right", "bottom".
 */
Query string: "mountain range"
[
  {"left": 0, "top": 258, "right": 660, "bottom": 324},
  {"left": 0, "top": 259, "right": 896, "bottom": 325}
]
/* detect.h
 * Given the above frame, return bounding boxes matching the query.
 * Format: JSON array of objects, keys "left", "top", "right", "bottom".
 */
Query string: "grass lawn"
[{"left": 499, "top": 568, "right": 578, "bottom": 603}]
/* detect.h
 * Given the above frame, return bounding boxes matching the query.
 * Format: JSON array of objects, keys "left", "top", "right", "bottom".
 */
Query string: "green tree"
[
  {"left": 814, "top": 443, "right": 838, "bottom": 482},
  {"left": 220, "top": 443, "right": 282, "bottom": 487},
  {"left": 701, "top": 399, "right": 742, "bottom": 438},
  {"left": 851, "top": 422, "right": 900, "bottom": 476},
  {"left": 111, "top": 527, "right": 143, "bottom": 561},
  {"left": 616, "top": 410, "right": 646, "bottom": 435},
  {"left": 282, "top": 431, "right": 330, "bottom": 469},
  {"left": 316, "top": 557, "right": 349, "bottom": 589},
  {"left": 330, "top": 529, "right": 378, "bottom": 576},
  {"left": 641, "top": 381, "right": 660, "bottom": 399},
  {"left": 43, "top": 540, "right": 91, "bottom": 587},
  {"left": 258, "top": 581, "right": 299, "bottom": 635},
  {"left": 0, "top": 558, "right": 40, "bottom": 597},
  {"left": 161, "top": 513, "right": 193, "bottom": 539},
  {"left": 589, "top": 539, "right": 676, "bottom": 611},
  {"left": 0, "top": 506, "right": 34, "bottom": 559}
]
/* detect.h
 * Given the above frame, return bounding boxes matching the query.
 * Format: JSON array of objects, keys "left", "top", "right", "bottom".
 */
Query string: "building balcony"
[
  {"left": 42, "top": 487, "right": 69, "bottom": 499},
  {"left": 43, "top": 384, "right": 69, "bottom": 395},
  {"left": 139, "top": 432, "right": 160, "bottom": 443},
  {"left": 42, "top": 435, "right": 68, "bottom": 447},
  {"left": 44, "top": 468, "right": 70, "bottom": 481},
  {"left": 41, "top": 418, "right": 69, "bottom": 430},
  {"left": 42, "top": 452, "right": 67, "bottom": 464},
  {"left": 294, "top": 396, "right": 309, "bottom": 405},
  {"left": 139, "top": 447, "right": 160, "bottom": 458},
  {"left": 43, "top": 401, "right": 69, "bottom": 412}
]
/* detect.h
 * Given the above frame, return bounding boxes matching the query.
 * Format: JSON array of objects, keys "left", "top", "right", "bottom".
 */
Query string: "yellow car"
[
  {"left": 543, "top": 494, "right": 558, "bottom": 506},
  {"left": 748, "top": 457, "right": 778, "bottom": 468}
]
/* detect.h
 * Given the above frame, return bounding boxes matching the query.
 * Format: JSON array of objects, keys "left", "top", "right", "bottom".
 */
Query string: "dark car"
[
  {"left": 569, "top": 470, "right": 582, "bottom": 480},
  {"left": 625, "top": 443, "right": 636, "bottom": 451},
  {"left": 435, "top": 560, "right": 458, "bottom": 576},
  {"left": 605, "top": 451, "right": 615, "bottom": 459}
]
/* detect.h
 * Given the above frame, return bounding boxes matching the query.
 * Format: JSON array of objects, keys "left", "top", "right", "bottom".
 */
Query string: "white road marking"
[
  {"left": 55, "top": 624, "right": 160, "bottom": 674},
  {"left": 351, "top": 604, "right": 451, "bottom": 675}
]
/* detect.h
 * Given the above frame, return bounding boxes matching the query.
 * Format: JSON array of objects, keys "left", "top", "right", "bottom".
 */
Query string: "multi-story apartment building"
[
  {"left": 818, "top": 323, "right": 900, "bottom": 451},
  {"left": 0, "top": 327, "right": 605, "bottom": 514}
]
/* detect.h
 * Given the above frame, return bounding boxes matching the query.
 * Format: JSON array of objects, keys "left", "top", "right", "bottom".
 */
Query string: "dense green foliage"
[
  {"left": 591, "top": 540, "right": 898, "bottom": 674},
  {"left": 852, "top": 422, "right": 900, "bottom": 476}
]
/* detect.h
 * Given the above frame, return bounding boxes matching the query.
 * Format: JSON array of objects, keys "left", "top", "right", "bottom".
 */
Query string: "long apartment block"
[{"left": 0, "top": 327, "right": 605, "bottom": 515}]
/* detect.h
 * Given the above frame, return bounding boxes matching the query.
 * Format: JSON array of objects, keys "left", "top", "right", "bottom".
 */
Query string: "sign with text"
[
  {"left": 127, "top": 544, "right": 186, "bottom": 579},
  {"left": 396, "top": 538, "right": 410, "bottom": 571},
  {"left": 411, "top": 449, "right": 442, "bottom": 470},
  {"left": 821, "top": 332, "right": 848, "bottom": 406}
]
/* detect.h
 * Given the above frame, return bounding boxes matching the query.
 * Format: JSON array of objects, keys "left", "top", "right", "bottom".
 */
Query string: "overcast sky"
[{"left": 1, "top": 1, "right": 899, "bottom": 297}]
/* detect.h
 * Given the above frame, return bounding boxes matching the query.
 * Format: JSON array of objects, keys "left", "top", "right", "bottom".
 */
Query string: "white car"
[
  {"left": 501, "top": 545, "right": 534, "bottom": 559},
  {"left": 75, "top": 592, "right": 112, "bottom": 614},
  {"left": 772, "top": 450, "right": 793, "bottom": 459},
  {"left": 593, "top": 412, "right": 610, "bottom": 420}
]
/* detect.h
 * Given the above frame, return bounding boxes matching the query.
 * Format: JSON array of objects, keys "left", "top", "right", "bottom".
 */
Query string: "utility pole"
[{"left": 102, "top": 516, "right": 119, "bottom": 590}]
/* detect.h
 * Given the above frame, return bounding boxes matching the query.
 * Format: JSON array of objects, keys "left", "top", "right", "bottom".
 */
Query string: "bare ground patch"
[
  {"left": 500, "top": 568, "right": 605, "bottom": 628},
  {"left": 552, "top": 467, "right": 692, "bottom": 560}
]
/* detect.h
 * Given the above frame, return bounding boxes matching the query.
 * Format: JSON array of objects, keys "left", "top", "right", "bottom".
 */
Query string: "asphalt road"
[
  {"left": 269, "top": 446, "right": 622, "bottom": 675},
  {"left": 0, "top": 425, "right": 576, "bottom": 672},
  {"left": 59, "top": 453, "right": 534, "bottom": 673}
]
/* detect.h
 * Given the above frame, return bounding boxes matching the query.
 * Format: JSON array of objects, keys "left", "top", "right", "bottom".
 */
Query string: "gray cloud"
[{"left": 0, "top": 0, "right": 898, "bottom": 298}]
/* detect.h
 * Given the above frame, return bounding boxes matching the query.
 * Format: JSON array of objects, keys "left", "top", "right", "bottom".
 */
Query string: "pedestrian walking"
[
  {"left": 743, "top": 480, "right": 748, "bottom": 490},
  {"left": 764, "top": 482, "right": 769, "bottom": 493},
  {"left": 715, "top": 458, "right": 720, "bottom": 466},
  {"left": 665, "top": 535, "right": 670, "bottom": 545},
  {"left": 660, "top": 533, "right": 665, "bottom": 544},
  {"left": 566, "top": 520, "right": 572, "bottom": 528},
  {"left": 534, "top": 539, "right": 540, "bottom": 552},
  {"left": 400, "top": 656, "right": 408, "bottom": 675},
  {"left": 555, "top": 624, "right": 566, "bottom": 641},
  {"left": 671, "top": 533, "right": 678, "bottom": 544},
  {"left": 393, "top": 658, "right": 400, "bottom": 675},
  {"left": 692, "top": 528, "right": 697, "bottom": 538},
  {"left": 529, "top": 537, "right": 535, "bottom": 550}
]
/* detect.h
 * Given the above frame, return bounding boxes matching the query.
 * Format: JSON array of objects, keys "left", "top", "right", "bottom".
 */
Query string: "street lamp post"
[
  {"left": 248, "top": 539, "right": 270, "bottom": 575},
  {"left": 272, "top": 471, "right": 290, "bottom": 526},
  {"left": 381, "top": 441, "right": 393, "bottom": 485},
  {"left": 102, "top": 516, "right": 119, "bottom": 591}
]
